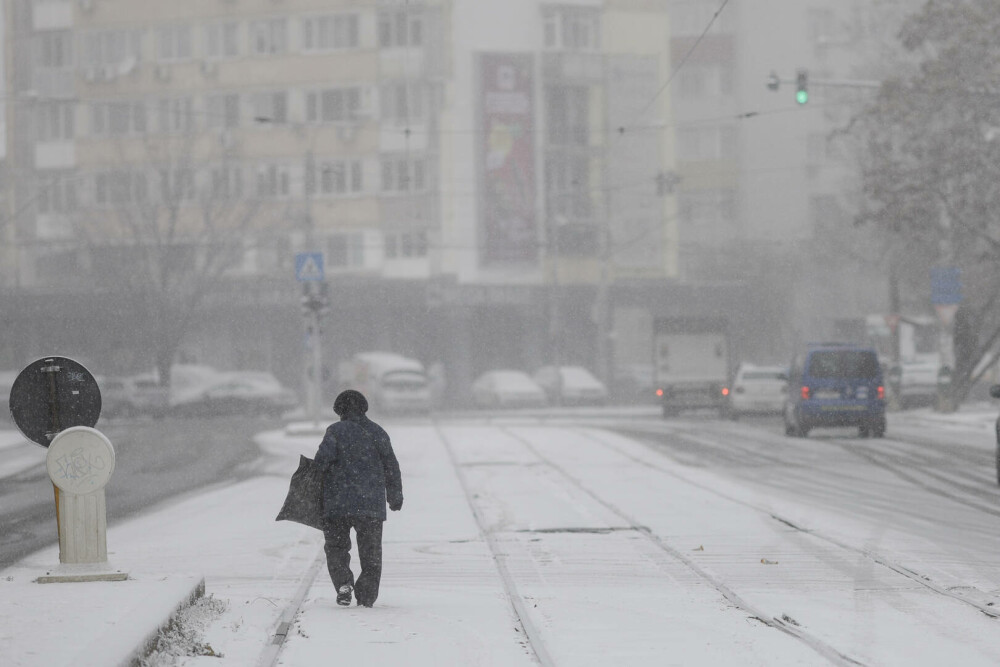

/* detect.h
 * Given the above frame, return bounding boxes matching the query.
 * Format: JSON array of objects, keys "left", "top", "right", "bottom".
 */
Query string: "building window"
[
  {"left": 94, "top": 170, "right": 148, "bottom": 205},
  {"left": 546, "top": 156, "right": 590, "bottom": 220},
  {"left": 206, "top": 93, "right": 241, "bottom": 129},
  {"left": 156, "top": 97, "right": 194, "bottom": 134},
  {"left": 156, "top": 24, "right": 192, "bottom": 62},
  {"left": 384, "top": 230, "right": 428, "bottom": 258},
  {"left": 327, "top": 233, "right": 364, "bottom": 268},
  {"left": 678, "top": 68, "right": 706, "bottom": 96},
  {"left": 158, "top": 168, "right": 195, "bottom": 202},
  {"left": 302, "top": 15, "right": 359, "bottom": 51},
  {"left": 545, "top": 86, "right": 588, "bottom": 146},
  {"left": 380, "top": 156, "right": 427, "bottom": 193},
  {"left": 211, "top": 166, "right": 244, "bottom": 200},
  {"left": 205, "top": 22, "right": 239, "bottom": 59},
  {"left": 36, "top": 31, "right": 73, "bottom": 68},
  {"left": 91, "top": 101, "right": 147, "bottom": 137},
  {"left": 306, "top": 159, "right": 364, "bottom": 196},
  {"left": 305, "top": 87, "right": 362, "bottom": 123},
  {"left": 255, "top": 164, "right": 290, "bottom": 198},
  {"left": 378, "top": 9, "right": 423, "bottom": 48},
  {"left": 380, "top": 82, "right": 424, "bottom": 123},
  {"left": 37, "top": 102, "right": 75, "bottom": 141},
  {"left": 251, "top": 91, "right": 287, "bottom": 124},
  {"left": 250, "top": 19, "right": 287, "bottom": 55},
  {"left": 37, "top": 173, "right": 77, "bottom": 214},
  {"left": 542, "top": 8, "right": 598, "bottom": 51},
  {"left": 81, "top": 29, "right": 143, "bottom": 68}
]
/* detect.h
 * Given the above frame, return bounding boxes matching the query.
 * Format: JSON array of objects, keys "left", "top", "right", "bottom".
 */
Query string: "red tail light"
[
  {"left": 656, "top": 388, "right": 663, "bottom": 397},
  {"left": 801, "top": 386, "right": 810, "bottom": 400},
  {"left": 877, "top": 385, "right": 885, "bottom": 400},
  {"left": 721, "top": 387, "right": 730, "bottom": 397}
]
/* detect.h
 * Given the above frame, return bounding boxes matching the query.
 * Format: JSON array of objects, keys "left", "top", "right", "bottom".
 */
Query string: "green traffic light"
[{"left": 796, "top": 90, "right": 809, "bottom": 105}]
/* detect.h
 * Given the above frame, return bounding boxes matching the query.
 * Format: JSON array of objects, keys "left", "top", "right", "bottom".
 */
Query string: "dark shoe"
[
  {"left": 357, "top": 600, "right": 373, "bottom": 608},
  {"left": 337, "top": 584, "right": 353, "bottom": 606}
]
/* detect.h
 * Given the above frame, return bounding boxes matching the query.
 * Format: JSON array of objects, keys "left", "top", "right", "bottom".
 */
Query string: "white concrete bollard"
[{"left": 45, "top": 427, "right": 116, "bottom": 565}]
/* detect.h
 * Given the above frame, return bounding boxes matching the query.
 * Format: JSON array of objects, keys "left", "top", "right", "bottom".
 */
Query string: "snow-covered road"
[
  {"left": 5, "top": 407, "right": 1000, "bottom": 666},
  {"left": 411, "top": 416, "right": 1000, "bottom": 665}
]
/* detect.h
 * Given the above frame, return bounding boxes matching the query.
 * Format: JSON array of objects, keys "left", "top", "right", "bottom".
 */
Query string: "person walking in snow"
[{"left": 313, "top": 389, "right": 403, "bottom": 607}]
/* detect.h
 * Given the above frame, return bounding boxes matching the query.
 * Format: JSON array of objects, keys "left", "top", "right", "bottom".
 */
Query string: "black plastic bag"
[{"left": 276, "top": 455, "right": 325, "bottom": 530}]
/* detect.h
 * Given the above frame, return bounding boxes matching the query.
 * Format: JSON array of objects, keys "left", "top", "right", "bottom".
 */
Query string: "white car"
[
  {"left": 171, "top": 369, "right": 298, "bottom": 418},
  {"left": 471, "top": 370, "right": 548, "bottom": 409},
  {"left": 533, "top": 365, "right": 608, "bottom": 406},
  {"left": 897, "top": 356, "right": 939, "bottom": 409},
  {"left": 728, "top": 364, "right": 787, "bottom": 417},
  {"left": 344, "top": 352, "right": 433, "bottom": 414}
]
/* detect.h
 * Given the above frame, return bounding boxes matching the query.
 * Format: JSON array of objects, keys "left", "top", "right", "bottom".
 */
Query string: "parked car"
[
  {"left": 99, "top": 374, "right": 169, "bottom": 419},
  {"left": 727, "top": 364, "right": 787, "bottom": 418},
  {"left": 471, "top": 370, "right": 548, "bottom": 409},
  {"left": 533, "top": 365, "right": 608, "bottom": 406},
  {"left": 171, "top": 371, "right": 298, "bottom": 418},
  {"left": 341, "top": 352, "right": 433, "bottom": 414},
  {"left": 613, "top": 363, "right": 656, "bottom": 403},
  {"left": 784, "top": 343, "right": 886, "bottom": 438},
  {"left": 896, "top": 356, "right": 940, "bottom": 409}
]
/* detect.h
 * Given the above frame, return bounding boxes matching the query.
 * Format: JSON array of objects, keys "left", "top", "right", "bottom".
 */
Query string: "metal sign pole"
[{"left": 311, "top": 307, "right": 323, "bottom": 427}]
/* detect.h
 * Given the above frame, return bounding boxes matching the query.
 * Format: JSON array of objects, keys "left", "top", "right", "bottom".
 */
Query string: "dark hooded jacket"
[{"left": 314, "top": 400, "right": 403, "bottom": 521}]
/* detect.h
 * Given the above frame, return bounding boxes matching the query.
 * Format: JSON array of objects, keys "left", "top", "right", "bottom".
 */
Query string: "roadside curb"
[{"left": 123, "top": 576, "right": 206, "bottom": 667}]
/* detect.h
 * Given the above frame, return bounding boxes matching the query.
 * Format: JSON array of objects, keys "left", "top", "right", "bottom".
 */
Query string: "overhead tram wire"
[{"left": 621, "top": 0, "right": 733, "bottom": 135}]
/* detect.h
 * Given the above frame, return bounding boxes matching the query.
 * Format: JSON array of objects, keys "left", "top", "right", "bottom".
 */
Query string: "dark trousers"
[{"left": 323, "top": 515, "right": 384, "bottom": 606}]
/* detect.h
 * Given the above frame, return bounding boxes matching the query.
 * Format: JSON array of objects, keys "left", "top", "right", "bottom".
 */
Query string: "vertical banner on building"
[{"left": 478, "top": 53, "right": 538, "bottom": 265}]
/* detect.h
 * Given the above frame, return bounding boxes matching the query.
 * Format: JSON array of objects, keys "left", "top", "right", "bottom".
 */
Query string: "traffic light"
[{"left": 795, "top": 69, "right": 809, "bottom": 105}]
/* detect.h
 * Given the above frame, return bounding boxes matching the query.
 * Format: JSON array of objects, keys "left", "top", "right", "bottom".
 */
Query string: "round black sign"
[{"left": 9, "top": 357, "right": 102, "bottom": 448}]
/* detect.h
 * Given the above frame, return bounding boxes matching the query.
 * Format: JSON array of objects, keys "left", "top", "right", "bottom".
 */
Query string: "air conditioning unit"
[
  {"left": 100, "top": 65, "right": 117, "bottom": 82},
  {"left": 155, "top": 64, "right": 172, "bottom": 82},
  {"left": 82, "top": 67, "right": 98, "bottom": 83},
  {"left": 200, "top": 60, "right": 219, "bottom": 77}
]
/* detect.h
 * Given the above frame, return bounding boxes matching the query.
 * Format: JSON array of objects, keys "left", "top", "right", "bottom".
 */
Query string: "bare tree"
[{"left": 74, "top": 127, "right": 265, "bottom": 387}]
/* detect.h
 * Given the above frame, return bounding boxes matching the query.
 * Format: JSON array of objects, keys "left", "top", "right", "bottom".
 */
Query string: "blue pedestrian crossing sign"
[
  {"left": 930, "top": 267, "right": 961, "bottom": 304},
  {"left": 295, "top": 252, "right": 325, "bottom": 282}
]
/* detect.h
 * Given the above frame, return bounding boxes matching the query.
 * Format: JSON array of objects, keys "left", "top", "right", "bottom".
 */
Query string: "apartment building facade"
[{"left": 0, "top": 0, "right": 680, "bottom": 402}]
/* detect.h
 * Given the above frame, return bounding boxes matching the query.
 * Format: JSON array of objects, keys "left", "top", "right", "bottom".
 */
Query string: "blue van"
[{"left": 783, "top": 343, "right": 886, "bottom": 438}]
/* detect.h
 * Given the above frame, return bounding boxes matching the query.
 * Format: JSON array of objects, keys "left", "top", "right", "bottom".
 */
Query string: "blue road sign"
[
  {"left": 295, "top": 252, "right": 325, "bottom": 282},
  {"left": 930, "top": 267, "right": 961, "bottom": 304}
]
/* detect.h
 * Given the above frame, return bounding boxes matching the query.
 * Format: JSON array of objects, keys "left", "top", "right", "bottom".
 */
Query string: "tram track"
[
  {"left": 577, "top": 425, "right": 1000, "bottom": 622},
  {"left": 494, "top": 425, "right": 867, "bottom": 667},
  {"left": 433, "top": 421, "right": 556, "bottom": 667}
]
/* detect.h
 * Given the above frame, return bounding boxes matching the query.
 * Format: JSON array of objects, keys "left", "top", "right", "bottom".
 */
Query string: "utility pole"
[{"left": 299, "top": 279, "right": 329, "bottom": 425}]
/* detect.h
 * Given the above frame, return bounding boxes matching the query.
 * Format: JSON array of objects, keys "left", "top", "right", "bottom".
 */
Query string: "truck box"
[{"left": 653, "top": 317, "right": 731, "bottom": 417}]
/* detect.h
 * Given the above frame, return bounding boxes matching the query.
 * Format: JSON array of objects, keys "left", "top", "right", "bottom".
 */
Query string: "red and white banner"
[{"left": 478, "top": 53, "right": 538, "bottom": 266}]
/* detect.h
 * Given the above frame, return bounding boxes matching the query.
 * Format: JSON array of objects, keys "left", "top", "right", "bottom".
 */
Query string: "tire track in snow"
[
  {"left": 500, "top": 426, "right": 866, "bottom": 667},
  {"left": 576, "top": 426, "right": 1000, "bottom": 622}
]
